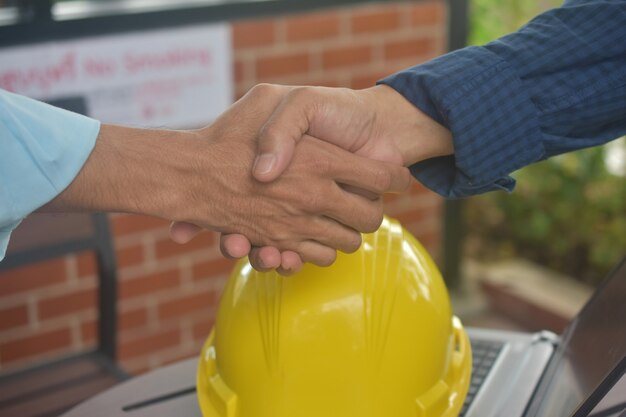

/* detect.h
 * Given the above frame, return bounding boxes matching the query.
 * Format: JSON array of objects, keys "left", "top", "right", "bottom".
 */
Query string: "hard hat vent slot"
[{"left": 415, "top": 380, "right": 449, "bottom": 417}]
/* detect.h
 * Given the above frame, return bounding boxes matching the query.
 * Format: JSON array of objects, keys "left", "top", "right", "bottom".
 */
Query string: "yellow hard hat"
[{"left": 197, "top": 216, "right": 471, "bottom": 417}]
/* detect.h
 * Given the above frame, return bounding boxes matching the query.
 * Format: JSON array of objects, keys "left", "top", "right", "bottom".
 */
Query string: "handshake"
[
  {"left": 48, "top": 83, "right": 453, "bottom": 274},
  {"left": 169, "top": 84, "right": 453, "bottom": 274}
]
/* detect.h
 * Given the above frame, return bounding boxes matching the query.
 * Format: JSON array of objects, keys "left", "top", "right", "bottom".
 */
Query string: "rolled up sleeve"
[
  {"left": 380, "top": 0, "right": 626, "bottom": 198},
  {"left": 0, "top": 90, "right": 100, "bottom": 259}
]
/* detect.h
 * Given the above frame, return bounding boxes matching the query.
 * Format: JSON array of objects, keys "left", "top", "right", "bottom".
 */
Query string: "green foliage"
[
  {"left": 469, "top": 0, "right": 562, "bottom": 45},
  {"left": 464, "top": 0, "right": 626, "bottom": 285},
  {"left": 466, "top": 144, "right": 626, "bottom": 285}
]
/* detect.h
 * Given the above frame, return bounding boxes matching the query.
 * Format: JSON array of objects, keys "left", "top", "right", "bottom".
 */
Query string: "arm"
[
  {"left": 3, "top": 87, "right": 411, "bottom": 265},
  {"left": 380, "top": 0, "right": 626, "bottom": 197},
  {"left": 0, "top": 89, "right": 99, "bottom": 259},
  {"left": 254, "top": 0, "right": 626, "bottom": 196}
]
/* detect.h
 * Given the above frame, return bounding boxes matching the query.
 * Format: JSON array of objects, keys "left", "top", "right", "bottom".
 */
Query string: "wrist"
[{"left": 367, "top": 84, "right": 453, "bottom": 166}]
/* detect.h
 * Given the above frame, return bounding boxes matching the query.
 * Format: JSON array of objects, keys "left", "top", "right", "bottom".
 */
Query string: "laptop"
[{"left": 461, "top": 256, "right": 626, "bottom": 417}]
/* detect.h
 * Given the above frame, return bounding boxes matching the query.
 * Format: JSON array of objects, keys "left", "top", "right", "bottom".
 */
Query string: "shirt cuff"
[
  {"left": 0, "top": 90, "right": 100, "bottom": 259},
  {"left": 379, "top": 46, "right": 545, "bottom": 198},
  {"left": 0, "top": 222, "right": 20, "bottom": 261}
]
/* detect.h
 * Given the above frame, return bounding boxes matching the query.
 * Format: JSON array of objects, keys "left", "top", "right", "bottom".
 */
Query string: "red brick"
[
  {"left": 119, "top": 308, "right": 148, "bottom": 331},
  {"left": 418, "top": 230, "right": 441, "bottom": 253},
  {"left": 116, "top": 244, "right": 144, "bottom": 268},
  {"left": 0, "top": 305, "right": 29, "bottom": 332},
  {"left": 118, "top": 329, "right": 181, "bottom": 360},
  {"left": 0, "top": 327, "right": 72, "bottom": 362},
  {"left": 256, "top": 52, "right": 310, "bottom": 80},
  {"left": 38, "top": 288, "right": 96, "bottom": 320},
  {"left": 322, "top": 45, "right": 372, "bottom": 70},
  {"left": 158, "top": 349, "right": 198, "bottom": 368},
  {"left": 234, "top": 59, "right": 245, "bottom": 83},
  {"left": 154, "top": 231, "right": 214, "bottom": 259},
  {"left": 352, "top": 9, "right": 400, "bottom": 34},
  {"left": 192, "top": 257, "right": 236, "bottom": 280},
  {"left": 384, "top": 37, "right": 437, "bottom": 61},
  {"left": 158, "top": 290, "right": 217, "bottom": 321},
  {"left": 111, "top": 214, "right": 169, "bottom": 236},
  {"left": 0, "top": 258, "right": 66, "bottom": 296},
  {"left": 305, "top": 78, "right": 342, "bottom": 88},
  {"left": 125, "top": 362, "right": 152, "bottom": 376},
  {"left": 192, "top": 318, "right": 215, "bottom": 341},
  {"left": 119, "top": 269, "right": 180, "bottom": 299},
  {"left": 350, "top": 70, "right": 391, "bottom": 90},
  {"left": 411, "top": 2, "right": 446, "bottom": 26},
  {"left": 233, "top": 19, "right": 275, "bottom": 49},
  {"left": 286, "top": 12, "right": 340, "bottom": 42},
  {"left": 393, "top": 204, "right": 442, "bottom": 227},
  {"left": 235, "top": 86, "right": 250, "bottom": 101},
  {"left": 81, "top": 319, "right": 97, "bottom": 344},
  {"left": 76, "top": 251, "right": 97, "bottom": 278}
]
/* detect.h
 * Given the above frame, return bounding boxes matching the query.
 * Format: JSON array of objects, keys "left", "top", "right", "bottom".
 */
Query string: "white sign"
[{"left": 0, "top": 24, "right": 232, "bottom": 128}]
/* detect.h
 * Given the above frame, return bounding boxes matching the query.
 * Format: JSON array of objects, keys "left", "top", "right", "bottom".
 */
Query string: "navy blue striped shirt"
[{"left": 381, "top": 0, "right": 626, "bottom": 198}]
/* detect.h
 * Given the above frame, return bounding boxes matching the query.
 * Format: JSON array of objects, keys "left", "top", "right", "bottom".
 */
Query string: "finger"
[
  {"left": 315, "top": 140, "right": 411, "bottom": 194},
  {"left": 322, "top": 186, "right": 385, "bottom": 234},
  {"left": 249, "top": 246, "right": 282, "bottom": 271},
  {"left": 277, "top": 251, "right": 303, "bottom": 276},
  {"left": 219, "top": 234, "right": 252, "bottom": 259},
  {"left": 292, "top": 240, "right": 337, "bottom": 267},
  {"left": 339, "top": 183, "right": 378, "bottom": 200},
  {"left": 301, "top": 215, "right": 363, "bottom": 254},
  {"left": 169, "top": 221, "right": 202, "bottom": 244},
  {"left": 253, "top": 89, "right": 315, "bottom": 182}
]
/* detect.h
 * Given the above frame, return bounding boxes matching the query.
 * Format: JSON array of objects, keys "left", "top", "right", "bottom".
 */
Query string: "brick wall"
[{"left": 0, "top": 0, "right": 447, "bottom": 375}]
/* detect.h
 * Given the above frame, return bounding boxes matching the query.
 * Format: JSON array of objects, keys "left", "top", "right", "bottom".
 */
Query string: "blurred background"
[
  {"left": 0, "top": 0, "right": 623, "bottom": 415},
  {"left": 466, "top": 0, "right": 626, "bottom": 287},
  {"left": 457, "top": 0, "right": 626, "bottom": 331}
]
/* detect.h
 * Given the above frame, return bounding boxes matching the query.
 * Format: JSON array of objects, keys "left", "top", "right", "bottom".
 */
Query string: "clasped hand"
[
  {"left": 170, "top": 84, "right": 412, "bottom": 273},
  {"left": 171, "top": 83, "right": 453, "bottom": 274}
]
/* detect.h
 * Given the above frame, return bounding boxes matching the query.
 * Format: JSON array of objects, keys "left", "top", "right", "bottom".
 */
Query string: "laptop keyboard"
[{"left": 458, "top": 339, "right": 504, "bottom": 417}]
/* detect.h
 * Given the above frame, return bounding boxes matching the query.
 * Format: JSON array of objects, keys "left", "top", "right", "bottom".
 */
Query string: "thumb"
[
  {"left": 252, "top": 125, "right": 298, "bottom": 183},
  {"left": 253, "top": 89, "right": 313, "bottom": 182}
]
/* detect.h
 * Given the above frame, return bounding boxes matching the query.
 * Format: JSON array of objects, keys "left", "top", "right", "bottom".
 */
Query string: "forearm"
[
  {"left": 42, "top": 124, "right": 202, "bottom": 223},
  {"left": 381, "top": 0, "right": 626, "bottom": 198}
]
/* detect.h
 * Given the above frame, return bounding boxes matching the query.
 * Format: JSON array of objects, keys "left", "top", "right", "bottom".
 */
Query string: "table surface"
[
  {"left": 61, "top": 358, "right": 201, "bottom": 417},
  {"left": 61, "top": 350, "right": 626, "bottom": 417}
]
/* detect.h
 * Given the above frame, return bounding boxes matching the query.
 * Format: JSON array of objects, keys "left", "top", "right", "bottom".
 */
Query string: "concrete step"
[{"left": 451, "top": 259, "right": 593, "bottom": 333}]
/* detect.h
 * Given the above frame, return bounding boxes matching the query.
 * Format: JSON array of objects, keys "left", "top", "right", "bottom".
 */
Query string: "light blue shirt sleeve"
[{"left": 0, "top": 89, "right": 100, "bottom": 260}]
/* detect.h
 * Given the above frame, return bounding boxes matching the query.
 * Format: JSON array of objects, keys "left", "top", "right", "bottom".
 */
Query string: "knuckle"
[
  {"left": 289, "top": 85, "right": 315, "bottom": 101},
  {"left": 286, "top": 86, "right": 321, "bottom": 115},
  {"left": 249, "top": 83, "right": 274, "bottom": 97}
]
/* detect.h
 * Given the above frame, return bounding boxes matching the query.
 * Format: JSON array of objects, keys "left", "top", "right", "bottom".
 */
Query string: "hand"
[
  {"left": 212, "top": 83, "right": 453, "bottom": 272},
  {"left": 45, "top": 84, "right": 410, "bottom": 267},
  {"left": 170, "top": 84, "right": 411, "bottom": 266}
]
